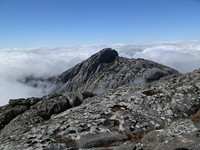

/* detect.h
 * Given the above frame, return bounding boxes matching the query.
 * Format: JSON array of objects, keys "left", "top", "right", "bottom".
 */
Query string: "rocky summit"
[
  {"left": 52, "top": 48, "right": 180, "bottom": 94},
  {"left": 0, "top": 48, "right": 200, "bottom": 150}
]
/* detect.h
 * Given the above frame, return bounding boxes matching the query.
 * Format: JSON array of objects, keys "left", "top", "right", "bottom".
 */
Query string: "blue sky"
[{"left": 0, "top": 0, "right": 200, "bottom": 48}]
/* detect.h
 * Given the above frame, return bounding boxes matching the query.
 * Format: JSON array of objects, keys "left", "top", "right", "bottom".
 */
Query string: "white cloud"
[
  {"left": 0, "top": 40, "right": 200, "bottom": 106},
  {"left": 132, "top": 41, "right": 200, "bottom": 73},
  {"left": 0, "top": 76, "right": 46, "bottom": 105}
]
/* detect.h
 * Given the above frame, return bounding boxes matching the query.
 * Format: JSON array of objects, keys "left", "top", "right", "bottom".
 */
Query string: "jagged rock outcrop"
[
  {"left": 52, "top": 48, "right": 180, "bottom": 94},
  {"left": 0, "top": 65, "right": 200, "bottom": 149},
  {"left": 0, "top": 91, "right": 95, "bottom": 131}
]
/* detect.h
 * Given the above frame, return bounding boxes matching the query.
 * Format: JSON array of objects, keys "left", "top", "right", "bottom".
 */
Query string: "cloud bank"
[{"left": 0, "top": 40, "right": 200, "bottom": 105}]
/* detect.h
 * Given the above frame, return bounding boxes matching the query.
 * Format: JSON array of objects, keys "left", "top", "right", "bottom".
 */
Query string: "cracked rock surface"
[{"left": 0, "top": 68, "right": 200, "bottom": 149}]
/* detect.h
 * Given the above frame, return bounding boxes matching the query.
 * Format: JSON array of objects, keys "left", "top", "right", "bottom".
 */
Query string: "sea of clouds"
[{"left": 0, "top": 40, "right": 200, "bottom": 106}]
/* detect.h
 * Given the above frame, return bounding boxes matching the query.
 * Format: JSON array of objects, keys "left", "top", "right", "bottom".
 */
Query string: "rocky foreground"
[{"left": 0, "top": 49, "right": 200, "bottom": 150}]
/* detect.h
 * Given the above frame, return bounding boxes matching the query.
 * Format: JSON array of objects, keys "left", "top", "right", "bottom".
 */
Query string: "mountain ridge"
[
  {"left": 1, "top": 48, "right": 199, "bottom": 150},
  {"left": 52, "top": 48, "right": 180, "bottom": 94}
]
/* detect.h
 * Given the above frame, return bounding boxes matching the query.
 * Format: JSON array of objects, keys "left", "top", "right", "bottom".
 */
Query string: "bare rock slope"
[
  {"left": 1, "top": 49, "right": 200, "bottom": 150},
  {"left": 52, "top": 48, "right": 180, "bottom": 94}
]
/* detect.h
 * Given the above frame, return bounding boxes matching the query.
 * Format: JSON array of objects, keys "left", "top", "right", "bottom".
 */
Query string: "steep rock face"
[
  {"left": 52, "top": 48, "right": 180, "bottom": 94},
  {"left": 1, "top": 68, "right": 200, "bottom": 150}
]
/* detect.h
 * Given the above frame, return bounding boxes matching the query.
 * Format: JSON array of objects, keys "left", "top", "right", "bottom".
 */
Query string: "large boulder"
[{"left": 0, "top": 91, "right": 96, "bottom": 131}]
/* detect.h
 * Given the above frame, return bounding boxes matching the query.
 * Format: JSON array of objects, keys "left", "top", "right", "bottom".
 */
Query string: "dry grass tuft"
[{"left": 189, "top": 110, "right": 200, "bottom": 123}]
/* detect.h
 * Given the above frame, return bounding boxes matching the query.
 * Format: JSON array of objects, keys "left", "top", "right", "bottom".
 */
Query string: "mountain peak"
[
  {"left": 96, "top": 48, "right": 118, "bottom": 63},
  {"left": 3, "top": 48, "right": 200, "bottom": 150},
  {"left": 52, "top": 48, "right": 180, "bottom": 94}
]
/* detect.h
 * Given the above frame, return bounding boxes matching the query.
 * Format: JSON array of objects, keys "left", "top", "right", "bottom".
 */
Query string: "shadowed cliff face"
[{"left": 52, "top": 48, "right": 180, "bottom": 94}]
